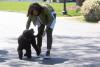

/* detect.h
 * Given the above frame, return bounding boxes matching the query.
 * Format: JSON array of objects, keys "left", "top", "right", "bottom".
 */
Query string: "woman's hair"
[{"left": 27, "top": 3, "right": 43, "bottom": 17}]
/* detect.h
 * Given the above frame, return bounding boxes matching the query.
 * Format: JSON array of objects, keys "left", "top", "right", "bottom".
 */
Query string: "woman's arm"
[
  {"left": 43, "top": 4, "right": 56, "bottom": 29},
  {"left": 26, "top": 16, "right": 31, "bottom": 29},
  {"left": 44, "top": 8, "right": 54, "bottom": 30}
]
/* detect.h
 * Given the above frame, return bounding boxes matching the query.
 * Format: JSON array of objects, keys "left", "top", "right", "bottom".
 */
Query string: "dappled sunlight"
[{"left": 0, "top": 11, "right": 100, "bottom": 67}]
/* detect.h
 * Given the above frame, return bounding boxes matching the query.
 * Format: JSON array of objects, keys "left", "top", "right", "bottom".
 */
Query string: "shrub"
[{"left": 81, "top": 0, "right": 100, "bottom": 22}]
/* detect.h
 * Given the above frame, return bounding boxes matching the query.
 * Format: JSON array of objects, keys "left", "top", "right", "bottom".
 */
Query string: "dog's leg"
[
  {"left": 31, "top": 40, "right": 41, "bottom": 56},
  {"left": 26, "top": 49, "right": 32, "bottom": 59},
  {"left": 18, "top": 50, "right": 23, "bottom": 60}
]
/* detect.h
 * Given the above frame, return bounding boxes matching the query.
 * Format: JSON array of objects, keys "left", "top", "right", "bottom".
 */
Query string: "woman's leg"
[
  {"left": 37, "top": 24, "right": 45, "bottom": 54},
  {"left": 46, "top": 28, "right": 53, "bottom": 56}
]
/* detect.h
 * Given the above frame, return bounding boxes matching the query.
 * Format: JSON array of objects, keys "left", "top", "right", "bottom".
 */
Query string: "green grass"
[
  {"left": 50, "top": 3, "right": 63, "bottom": 16},
  {"left": 0, "top": 2, "right": 81, "bottom": 16},
  {"left": 0, "top": 2, "right": 30, "bottom": 12}
]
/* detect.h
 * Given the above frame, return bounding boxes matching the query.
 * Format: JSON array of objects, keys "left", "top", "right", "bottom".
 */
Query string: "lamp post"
[
  {"left": 43, "top": 0, "right": 47, "bottom": 1},
  {"left": 62, "top": 0, "right": 67, "bottom": 15}
]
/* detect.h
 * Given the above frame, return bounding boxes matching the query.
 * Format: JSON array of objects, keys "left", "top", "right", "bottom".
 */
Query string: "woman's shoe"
[
  {"left": 46, "top": 50, "right": 50, "bottom": 56},
  {"left": 37, "top": 48, "right": 41, "bottom": 56}
]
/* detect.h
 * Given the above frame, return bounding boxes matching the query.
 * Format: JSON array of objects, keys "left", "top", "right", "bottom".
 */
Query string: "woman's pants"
[{"left": 37, "top": 24, "right": 53, "bottom": 50}]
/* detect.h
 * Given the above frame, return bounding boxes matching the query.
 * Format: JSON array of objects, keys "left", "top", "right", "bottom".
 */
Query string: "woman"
[{"left": 26, "top": 3, "right": 56, "bottom": 57}]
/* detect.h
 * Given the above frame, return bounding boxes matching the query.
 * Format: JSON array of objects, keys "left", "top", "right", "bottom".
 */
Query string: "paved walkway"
[{"left": 0, "top": 11, "right": 100, "bottom": 67}]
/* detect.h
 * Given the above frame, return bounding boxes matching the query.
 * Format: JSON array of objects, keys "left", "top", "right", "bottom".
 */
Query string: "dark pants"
[{"left": 37, "top": 24, "right": 53, "bottom": 50}]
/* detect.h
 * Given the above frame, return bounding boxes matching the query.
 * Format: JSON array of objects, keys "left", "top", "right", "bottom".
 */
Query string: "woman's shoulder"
[{"left": 42, "top": 4, "right": 54, "bottom": 12}]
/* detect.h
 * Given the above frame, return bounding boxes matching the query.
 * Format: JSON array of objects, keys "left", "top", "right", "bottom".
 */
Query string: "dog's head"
[{"left": 23, "top": 29, "right": 34, "bottom": 38}]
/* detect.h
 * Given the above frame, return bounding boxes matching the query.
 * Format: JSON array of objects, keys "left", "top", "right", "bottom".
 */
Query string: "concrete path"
[{"left": 0, "top": 11, "right": 100, "bottom": 67}]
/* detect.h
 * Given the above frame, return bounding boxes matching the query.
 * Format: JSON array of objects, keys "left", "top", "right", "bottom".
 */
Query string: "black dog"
[{"left": 17, "top": 29, "right": 40, "bottom": 60}]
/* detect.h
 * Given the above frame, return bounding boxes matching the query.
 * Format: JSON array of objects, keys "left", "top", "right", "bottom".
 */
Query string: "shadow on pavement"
[
  {"left": 39, "top": 57, "right": 68, "bottom": 65},
  {"left": 2, "top": 35, "right": 100, "bottom": 66},
  {"left": 0, "top": 50, "right": 9, "bottom": 62}
]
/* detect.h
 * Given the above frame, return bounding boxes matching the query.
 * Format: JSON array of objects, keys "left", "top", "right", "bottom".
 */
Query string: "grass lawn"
[
  {"left": 0, "top": 2, "right": 81, "bottom": 16},
  {"left": 0, "top": 2, "right": 30, "bottom": 12}
]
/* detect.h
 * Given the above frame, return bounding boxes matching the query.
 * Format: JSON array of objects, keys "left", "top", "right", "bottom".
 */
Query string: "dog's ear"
[
  {"left": 30, "top": 29, "right": 34, "bottom": 33},
  {"left": 23, "top": 29, "right": 29, "bottom": 35}
]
